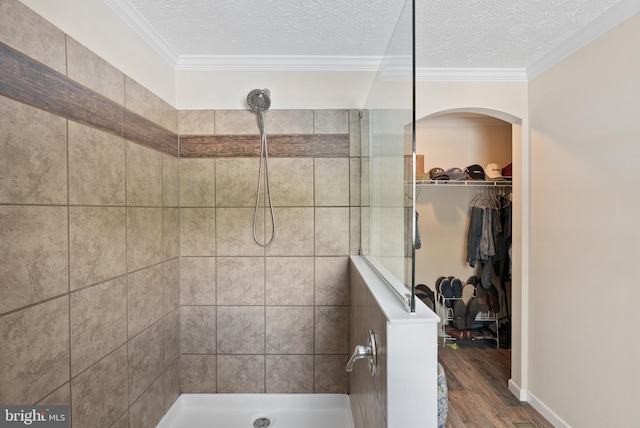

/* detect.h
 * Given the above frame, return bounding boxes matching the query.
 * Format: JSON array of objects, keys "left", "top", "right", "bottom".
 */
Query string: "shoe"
[
  {"left": 481, "top": 327, "right": 495, "bottom": 340},
  {"left": 452, "top": 299, "right": 466, "bottom": 330},
  {"left": 466, "top": 298, "right": 480, "bottom": 328},
  {"left": 466, "top": 276, "right": 478, "bottom": 286},
  {"left": 445, "top": 325, "right": 463, "bottom": 340},
  {"left": 416, "top": 284, "right": 434, "bottom": 303},
  {"left": 475, "top": 285, "right": 490, "bottom": 312},
  {"left": 416, "top": 291, "right": 435, "bottom": 312},
  {"left": 462, "top": 283, "right": 475, "bottom": 304},
  {"left": 451, "top": 278, "right": 463, "bottom": 298},
  {"left": 487, "top": 284, "right": 501, "bottom": 313},
  {"left": 439, "top": 278, "right": 454, "bottom": 307}
]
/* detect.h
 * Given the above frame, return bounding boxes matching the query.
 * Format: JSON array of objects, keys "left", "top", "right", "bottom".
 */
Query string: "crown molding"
[
  {"left": 103, "top": 0, "right": 639, "bottom": 80},
  {"left": 416, "top": 68, "right": 528, "bottom": 82},
  {"left": 102, "top": 0, "right": 179, "bottom": 67},
  {"left": 175, "top": 55, "right": 383, "bottom": 71},
  {"left": 526, "top": 0, "right": 640, "bottom": 79}
]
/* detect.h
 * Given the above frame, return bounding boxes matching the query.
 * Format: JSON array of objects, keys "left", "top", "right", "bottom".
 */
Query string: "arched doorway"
[{"left": 414, "top": 107, "right": 527, "bottom": 399}]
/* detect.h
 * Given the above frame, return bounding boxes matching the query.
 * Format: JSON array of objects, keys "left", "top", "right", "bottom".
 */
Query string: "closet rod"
[{"left": 414, "top": 180, "right": 512, "bottom": 187}]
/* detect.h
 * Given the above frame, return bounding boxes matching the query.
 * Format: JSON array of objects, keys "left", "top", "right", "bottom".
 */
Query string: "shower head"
[{"left": 247, "top": 89, "right": 271, "bottom": 112}]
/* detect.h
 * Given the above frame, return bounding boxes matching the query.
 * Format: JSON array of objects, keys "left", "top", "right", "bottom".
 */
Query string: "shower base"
[{"left": 156, "top": 393, "right": 354, "bottom": 428}]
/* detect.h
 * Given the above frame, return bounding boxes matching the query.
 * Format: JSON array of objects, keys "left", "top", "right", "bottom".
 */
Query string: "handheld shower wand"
[{"left": 247, "top": 89, "right": 276, "bottom": 247}]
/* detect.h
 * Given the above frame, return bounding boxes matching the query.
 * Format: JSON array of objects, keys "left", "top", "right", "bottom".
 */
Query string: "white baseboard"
[
  {"left": 527, "top": 390, "right": 571, "bottom": 428},
  {"left": 508, "top": 379, "right": 527, "bottom": 401}
]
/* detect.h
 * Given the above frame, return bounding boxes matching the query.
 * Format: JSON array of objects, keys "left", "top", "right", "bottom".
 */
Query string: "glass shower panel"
[{"left": 361, "top": 0, "right": 416, "bottom": 311}]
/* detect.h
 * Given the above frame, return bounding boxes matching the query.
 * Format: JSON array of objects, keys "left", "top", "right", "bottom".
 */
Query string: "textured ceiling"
[{"left": 105, "top": 0, "right": 631, "bottom": 70}]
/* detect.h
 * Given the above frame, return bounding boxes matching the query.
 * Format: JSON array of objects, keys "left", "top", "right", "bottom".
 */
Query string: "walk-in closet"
[{"left": 414, "top": 112, "right": 513, "bottom": 350}]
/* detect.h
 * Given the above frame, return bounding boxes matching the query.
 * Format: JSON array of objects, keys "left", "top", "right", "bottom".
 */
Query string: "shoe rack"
[{"left": 438, "top": 294, "right": 499, "bottom": 348}]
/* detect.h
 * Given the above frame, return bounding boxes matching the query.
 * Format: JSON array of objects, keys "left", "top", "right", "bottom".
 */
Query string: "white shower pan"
[{"left": 156, "top": 393, "right": 354, "bottom": 428}]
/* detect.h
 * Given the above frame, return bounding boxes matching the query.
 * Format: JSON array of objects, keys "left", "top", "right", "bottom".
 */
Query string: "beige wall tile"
[
  {"left": 179, "top": 158, "right": 216, "bottom": 207},
  {"left": 164, "top": 359, "right": 180, "bottom": 411},
  {"left": 216, "top": 355, "right": 265, "bottom": 393},
  {"left": 66, "top": 37, "right": 125, "bottom": 105},
  {"left": 0, "top": 1, "right": 66, "bottom": 74},
  {"left": 315, "top": 257, "right": 350, "bottom": 305},
  {"left": 180, "top": 208, "right": 216, "bottom": 256},
  {"left": 314, "top": 110, "right": 349, "bottom": 134},
  {"left": 127, "top": 141, "right": 163, "bottom": 207},
  {"left": 217, "top": 306, "right": 264, "bottom": 354},
  {"left": 163, "top": 258, "right": 180, "bottom": 315},
  {"left": 70, "top": 277, "right": 127, "bottom": 376},
  {"left": 161, "top": 100, "right": 178, "bottom": 134},
  {"left": 315, "top": 355, "right": 348, "bottom": 393},
  {"left": 0, "top": 206, "right": 68, "bottom": 314},
  {"left": 129, "top": 375, "right": 164, "bottom": 428},
  {"left": 315, "top": 207, "right": 350, "bottom": 255},
  {"left": 128, "top": 321, "right": 164, "bottom": 404},
  {"left": 0, "top": 96, "right": 67, "bottom": 204},
  {"left": 71, "top": 345, "right": 128, "bottom": 428},
  {"left": 37, "top": 383, "right": 70, "bottom": 406},
  {"left": 164, "top": 309, "right": 180, "bottom": 368},
  {"left": 264, "top": 207, "right": 314, "bottom": 256},
  {"left": 127, "top": 207, "right": 163, "bottom": 272},
  {"left": 69, "top": 207, "right": 126, "bottom": 290},
  {"left": 181, "top": 355, "right": 216, "bottom": 393},
  {"left": 179, "top": 110, "right": 216, "bottom": 135},
  {"left": 315, "top": 158, "right": 350, "bottom": 206},
  {"left": 162, "top": 154, "right": 179, "bottom": 207},
  {"left": 125, "top": 76, "right": 162, "bottom": 125},
  {"left": 214, "top": 110, "right": 259, "bottom": 135},
  {"left": 127, "top": 265, "right": 164, "bottom": 338},
  {"left": 69, "top": 121, "right": 125, "bottom": 206},
  {"left": 350, "top": 109, "right": 362, "bottom": 157},
  {"left": 269, "top": 158, "right": 314, "bottom": 206},
  {"left": 181, "top": 306, "right": 216, "bottom": 354},
  {"left": 215, "top": 158, "right": 259, "bottom": 207},
  {"left": 163, "top": 208, "right": 179, "bottom": 261},
  {"left": 266, "top": 355, "right": 314, "bottom": 393},
  {"left": 315, "top": 306, "right": 349, "bottom": 354},
  {"left": 0, "top": 297, "right": 69, "bottom": 404},
  {"left": 180, "top": 257, "right": 216, "bottom": 305},
  {"left": 216, "top": 208, "right": 263, "bottom": 256},
  {"left": 216, "top": 257, "right": 265, "bottom": 305},
  {"left": 350, "top": 207, "right": 361, "bottom": 255},
  {"left": 266, "top": 306, "right": 314, "bottom": 354},
  {"left": 350, "top": 157, "right": 361, "bottom": 207},
  {"left": 265, "top": 257, "right": 314, "bottom": 305},
  {"left": 112, "top": 411, "right": 129, "bottom": 428},
  {"left": 267, "top": 110, "right": 314, "bottom": 134}
]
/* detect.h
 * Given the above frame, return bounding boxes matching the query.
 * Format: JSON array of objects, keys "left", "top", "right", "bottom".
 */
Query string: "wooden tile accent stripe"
[
  {"left": 0, "top": 41, "right": 121, "bottom": 135},
  {"left": 0, "top": 41, "right": 178, "bottom": 156},
  {"left": 123, "top": 110, "right": 178, "bottom": 156},
  {"left": 180, "top": 134, "right": 350, "bottom": 158}
]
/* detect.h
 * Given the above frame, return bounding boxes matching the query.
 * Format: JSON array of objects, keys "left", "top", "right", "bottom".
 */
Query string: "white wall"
[
  {"left": 528, "top": 11, "right": 640, "bottom": 428},
  {"left": 176, "top": 69, "right": 377, "bottom": 110}
]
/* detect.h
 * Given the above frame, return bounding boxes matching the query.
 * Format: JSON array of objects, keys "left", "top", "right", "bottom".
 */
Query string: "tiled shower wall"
[
  {"left": 1, "top": 2, "right": 362, "bottom": 427},
  {"left": 0, "top": 2, "right": 180, "bottom": 428},
  {"left": 178, "top": 109, "right": 361, "bottom": 393}
]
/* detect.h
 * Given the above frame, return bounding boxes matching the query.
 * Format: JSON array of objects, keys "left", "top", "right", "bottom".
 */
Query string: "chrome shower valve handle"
[{"left": 346, "top": 329, "right": 377, "bottom": 376}]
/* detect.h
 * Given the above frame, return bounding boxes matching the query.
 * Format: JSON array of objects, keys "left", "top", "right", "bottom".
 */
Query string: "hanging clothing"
[{"left": 466, "top": 191, "right": 505, "bottom": 288}]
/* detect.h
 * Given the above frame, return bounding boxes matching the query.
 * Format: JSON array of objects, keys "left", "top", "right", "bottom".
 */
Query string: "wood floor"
[{"left": 439, "top": 339, "right": 554, "bottom": 428}]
